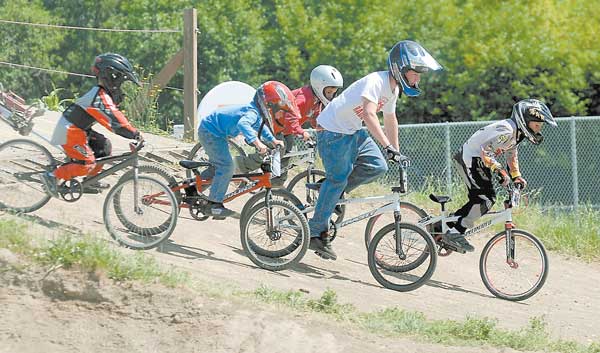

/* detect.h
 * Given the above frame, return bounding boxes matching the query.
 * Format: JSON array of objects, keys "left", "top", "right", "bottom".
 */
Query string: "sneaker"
[
  {"left": 309, "top": 231, "right": 337, "bottom": 260},
  {"left": 442, "top": 229, "right": 475, "bottom": 253},
  {"left": 40, "top": 172, "right": 59, "bottom": 198},
  {"left": 206, "top": 202, "right": 236, "bottom": 220}
]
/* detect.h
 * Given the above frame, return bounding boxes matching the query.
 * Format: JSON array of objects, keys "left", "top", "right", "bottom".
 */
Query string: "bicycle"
[
  {"left": 0, "top": 138, "right": 179, "bottom": 250},
  {"left": 260, "top": 161, "right": 438, "bottom": 292},
  {"left": 138, "top": 147, "right": 311, "bottom": 271},
  {"left": 401, "top": 185, "right": 549, "bottom": 301}
]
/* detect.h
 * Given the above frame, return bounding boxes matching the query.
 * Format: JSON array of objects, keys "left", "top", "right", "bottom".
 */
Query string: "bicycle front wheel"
[
  {"left": 285, "top": 169, "right": 345, "bottom": 224},
  {"left": 0, "top": 139, "right": 55, "bottom": 212},
  {"left": 368, "top": 222, "right": 437, "bottom": 292},
  {"left": 364, "top": 201, "right": 431, "bottom": 249},
  {"left": 103, "top": 175, "right": 179, "bottom": 250},
  {"left": 480, "top": 229, "right": 549, "bottom": 301},
  {"left": 240, "top": 199, "right": 309, "bottom": 271}
]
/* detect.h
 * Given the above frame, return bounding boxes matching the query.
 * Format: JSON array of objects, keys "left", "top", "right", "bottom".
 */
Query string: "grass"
[
  {"left": 251, "top": 285, "right": 600, "bottom": 353},
  {"left": 0, "top": 219, "right": 187, "bottom": 287},
  {"left": 1, "top": 217, "right": 599, "bottom": 352}
]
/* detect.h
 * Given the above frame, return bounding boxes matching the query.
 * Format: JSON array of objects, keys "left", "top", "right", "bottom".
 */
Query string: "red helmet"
[{"left": 254, "top": 81, "right": 301, "bottom": 134}]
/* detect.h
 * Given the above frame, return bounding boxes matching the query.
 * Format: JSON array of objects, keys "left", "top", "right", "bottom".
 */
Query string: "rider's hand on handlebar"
[
  {"left": 272, "top": 139, "right": 285, "bottom": 149},
  {"left": 385, "top": 145, "right": 410, "bottom": 165},
  {"left": 301, "top": 131, "right": 312, "bottom": 142},
  {"left": 254, "top": 140, "right": 269, "bottom": 155},
  {"left": 494, "top": 168, "right": 510, "bottom": 187},
  {"left": 513, "top": 176, "right": 527, "bottom": 190}
]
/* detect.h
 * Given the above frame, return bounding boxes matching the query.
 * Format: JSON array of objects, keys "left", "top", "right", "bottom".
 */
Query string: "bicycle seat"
[
  {"left": 429, "top": 194, "right": 452, "bottom": 204},
  {"left": 179, "top": 160, "right": 212, "bottom": 169}
]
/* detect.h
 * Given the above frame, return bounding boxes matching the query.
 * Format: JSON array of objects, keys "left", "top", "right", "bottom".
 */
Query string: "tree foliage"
[{"left": 0, "top": 0, "right": 599, "bottom": 127}]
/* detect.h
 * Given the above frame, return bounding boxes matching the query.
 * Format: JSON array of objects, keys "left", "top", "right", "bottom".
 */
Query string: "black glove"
[
  {"left": 385, "top": 145, "right": 410, "bottom": 166},
  {"left": 494, "top": 168, "right": 510, "bottom": 187}
]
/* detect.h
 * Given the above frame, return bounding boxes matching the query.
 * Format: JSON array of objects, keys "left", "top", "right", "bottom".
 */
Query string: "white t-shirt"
[{"left": 317, "top": 71, "right": 399, "bottom": 134}]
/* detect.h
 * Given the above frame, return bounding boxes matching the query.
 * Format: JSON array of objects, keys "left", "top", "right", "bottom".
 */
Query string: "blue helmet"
[{"left": 387, "top": 40, "right": 442, "bottom": 97}]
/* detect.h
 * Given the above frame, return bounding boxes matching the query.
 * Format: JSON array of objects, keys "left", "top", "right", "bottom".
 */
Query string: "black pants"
[{"left": 452, "top": 151, "right": 496, "bottom": 232}]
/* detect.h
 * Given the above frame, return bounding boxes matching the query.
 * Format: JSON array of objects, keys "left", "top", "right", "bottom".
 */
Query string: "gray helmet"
[
  {"left": 310, "top": 65, "right": 343, "bottom": 106},
  {"left": 511, "top": 99, "right": 557, "bottom": 145},
  {"left": 387, "top": 40, "right": 442, "bottom": 97},
  {"left": 92, "top": 53, "right": 140, "bottom": 104}
]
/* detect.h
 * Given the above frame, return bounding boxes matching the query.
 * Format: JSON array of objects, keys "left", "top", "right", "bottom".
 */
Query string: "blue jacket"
[{"left": 198, "top": 102, "right": 275, "bottom": 144}]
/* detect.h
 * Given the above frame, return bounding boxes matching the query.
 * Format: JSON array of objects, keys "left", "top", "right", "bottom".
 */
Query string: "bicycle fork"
[
  {"left": 132, "top": 166, "right": 143, "bottom": 215},
  {"left": 394, "top": 210, "right": 407, "bottom": 260},
  {"left": 505, "top": 222, "right": 517, "bottom": 268}
]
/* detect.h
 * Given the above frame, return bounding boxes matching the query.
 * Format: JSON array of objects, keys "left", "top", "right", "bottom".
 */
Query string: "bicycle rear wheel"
[
  {"left": 368, "top": 222, "right": 437, "bottom": 292},
  {"left": 103, "top": 175, "right": 178, "bottom": 250},
  {"left": 0, "top": 139, "right": 55, "bottom": 212},
  {"left": 240, "top": 199, "right": 309, "bottom": 271},
  {"left": 285, "top": 169, "right": 345, "bottom": 224},
  {"left": 480, "top": 229, "right": 549, "bottom": 301}
]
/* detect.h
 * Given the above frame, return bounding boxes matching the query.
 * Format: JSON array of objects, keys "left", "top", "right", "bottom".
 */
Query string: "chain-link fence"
[{"left": 297, "top": 116, "right": 600, "bottom": 209}]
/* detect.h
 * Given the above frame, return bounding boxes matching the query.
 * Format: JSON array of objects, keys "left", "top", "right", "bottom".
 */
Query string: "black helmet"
[
  {"left": 92, "top": 53, "right": 141, "bottom": 104},
  {"left": 387, "top": 40, "right": 442, "bottom": 97},
  {"left": 511, "top": 99, "right": 557, "bottom": 145}
]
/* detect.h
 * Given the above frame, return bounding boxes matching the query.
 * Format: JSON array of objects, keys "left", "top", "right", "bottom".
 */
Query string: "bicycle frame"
[{"left": 279, "top": 146, "right": 315, "bottom": 175}]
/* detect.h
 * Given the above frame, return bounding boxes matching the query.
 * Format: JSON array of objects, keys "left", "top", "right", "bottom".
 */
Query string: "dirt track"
[{"left": 1, "top": 112, "right": 599, "bottom": 345}]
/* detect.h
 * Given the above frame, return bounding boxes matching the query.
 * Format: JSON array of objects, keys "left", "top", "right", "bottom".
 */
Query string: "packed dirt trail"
[{"left": 1, "top": 112, "right": 599, "bottom": 345}]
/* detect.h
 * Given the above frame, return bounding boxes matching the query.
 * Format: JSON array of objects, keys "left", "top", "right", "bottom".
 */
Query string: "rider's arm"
[
  {"left": 282, "top": 90, "right": 306, "bottom": 136},
  {"left": 383, "top": 112, "right": 399, "bottom": 151},
  {"left": 238, "top": 111, "right": 275, "bottom": 144},
  {"left": 506, "top": 147, "right": 521, "bottom": 179},
  {"left": 361, "top": 98, "right": 393, "bottom": 148},
  {"left": 87, "top": 88, "right": 139, "bottom": 139}
]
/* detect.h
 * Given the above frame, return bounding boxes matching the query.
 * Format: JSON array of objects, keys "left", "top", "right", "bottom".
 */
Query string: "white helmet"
[{"left": 310, "top": 65, "right": 343, "bottom": 106}]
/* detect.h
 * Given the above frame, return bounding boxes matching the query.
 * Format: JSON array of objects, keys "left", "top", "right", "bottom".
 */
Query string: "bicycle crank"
[{"left": 59, "top": 179, "right": 83, "bottom": 202}]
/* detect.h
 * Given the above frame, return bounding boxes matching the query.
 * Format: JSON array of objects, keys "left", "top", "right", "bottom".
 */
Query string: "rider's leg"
[
  {"left": 344, "top": 130, "right": 388, "bottom": 194},
  {"left": 308, "top": 130, "right": 357, "bottom": 260},
  {"left": 446, "top": 154, "right": 496, "bottom": 252},
  {"left": 198, "top": 129, "right": 236, "bottom": 218},
  {"left": 84, "top": 129, "right": 111, "bottom": 189},
  {"left": 43, "top": 127, "right": 96, "bottom": 197},
  {"left": 270, "top": 133, "right": 295, "bottom": 187}
]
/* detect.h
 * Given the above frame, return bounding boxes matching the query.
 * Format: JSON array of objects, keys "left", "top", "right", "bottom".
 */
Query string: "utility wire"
[
  {"left": 0, "top": 61, "right": 185, "bottom": 92},
  {"left": 0, "top": 19, "right": 179, "bottom": 33}
]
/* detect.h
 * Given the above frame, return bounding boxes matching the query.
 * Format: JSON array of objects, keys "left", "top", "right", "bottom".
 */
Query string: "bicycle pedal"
[
  {"left": 82, "top": 188, "right": 103, "bottom": 194},
  {"left": 212, "top": 216, "right": 226, "bottom": 220},
  {"left": 440, "top": 242, "right": 466, "bottom": 254}
]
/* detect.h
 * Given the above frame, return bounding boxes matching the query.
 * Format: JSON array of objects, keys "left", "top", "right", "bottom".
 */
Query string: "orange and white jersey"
[
  {"left": 461, "top": 119, "right": 522, "bottom": 178},
  {"left": 51, "top": 85, "right": 138, "bottom": 145}
]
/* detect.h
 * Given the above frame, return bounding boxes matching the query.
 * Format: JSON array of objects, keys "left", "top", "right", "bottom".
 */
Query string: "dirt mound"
[{"left": 0, "top": 249, "right": 531, "bottom": 353}]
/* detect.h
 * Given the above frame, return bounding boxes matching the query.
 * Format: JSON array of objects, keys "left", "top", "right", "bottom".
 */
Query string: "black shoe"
[
  {"left": 442, "top": 229, "right": 475, "bottom": 253},
  {"left": 309, "top": 232, "right": 337, "bottom": 260},
  {"left": 206, "top": 202, "right": 236, "bottom": 220}
]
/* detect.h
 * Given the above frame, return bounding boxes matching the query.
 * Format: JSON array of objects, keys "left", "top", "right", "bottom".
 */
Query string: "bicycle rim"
[
  {"left": 241, "top": 199, "right": 309, "bottom": 271},
  {"left": 480, "top": 229, "right": 549, "bottom": 301},
  {"left": 104, "top": 175, "right": 178, "bottom": 250},
  {"left": 0, "top": 139, "right": 54, "bottom": 212},
  {"left": 368, "top": 222, "right": 437, "bottom": 292}
]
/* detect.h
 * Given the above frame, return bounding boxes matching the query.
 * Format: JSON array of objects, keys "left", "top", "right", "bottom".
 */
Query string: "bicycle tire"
[
  {"left": 368, "top": 222, "right": 437, "bottom": 292},
  {"left": 480, "top": 229, "right": 549, "bottom": 301},
  {"left": 364, "top": 201, "right": 431, "bottom": 249},
  {"left": 240, "top": 199, "right": 310, "bottom": 271},
  {"left": 119, "top": 164, "right": 182, "bottom": 205},
  {"left": 0, "top": 138, "right": 55, "bottom": 212},
  {"left": 285, "top": 169, "right": 345, "bottom": 224},
  {"left": 104, "top": 175, "right": 178, "bottom": 250}
]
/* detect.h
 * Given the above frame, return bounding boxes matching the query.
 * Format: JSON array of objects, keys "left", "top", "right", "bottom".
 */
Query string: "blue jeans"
[
  {"left": 308, "top": 129, "right": 388, "bottom": 236},
  {"left": 197, "top": 129, "right": 234, "bottom": 203}
]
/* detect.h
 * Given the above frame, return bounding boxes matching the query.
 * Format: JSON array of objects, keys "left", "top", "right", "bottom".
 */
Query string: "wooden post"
[{"left": 183, "top": 8, "right": 198, "bottom": 141}]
